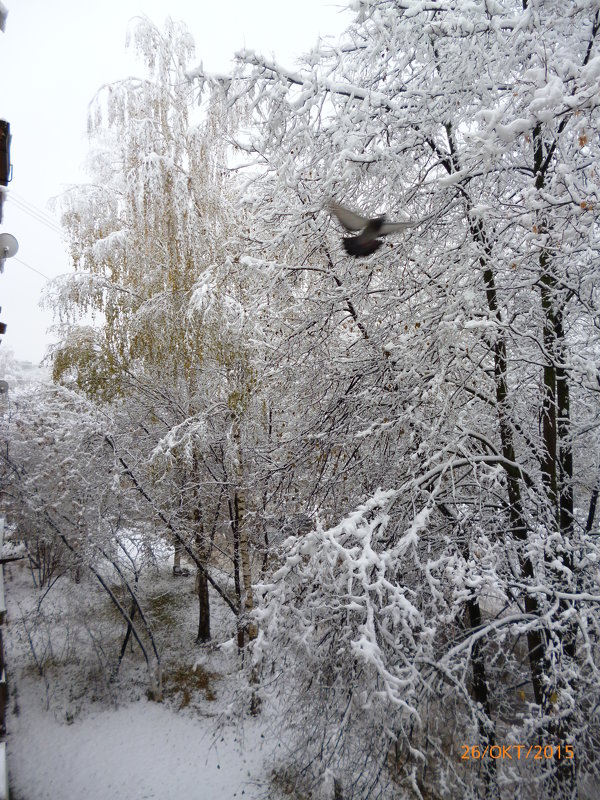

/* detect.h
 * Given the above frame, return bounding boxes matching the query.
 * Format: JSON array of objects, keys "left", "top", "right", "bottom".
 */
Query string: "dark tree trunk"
[
  {"left": 192, "top": 478, "right": 211, "bottom": 644},
  {"left": 196, "top": 568, "right": 211, "bottom": 643}
]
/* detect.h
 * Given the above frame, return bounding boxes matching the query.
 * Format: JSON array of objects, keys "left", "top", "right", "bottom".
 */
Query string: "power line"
[
  {"left": 12, "top": 256, "right": 51, "bottom": 281},
  {"left": 9, "top": 200, "right": 64, "bottom": 236},
  {"left": 8, "top": 195, "right": 64, "bottom": 236},
  {"left": 11, "top": 191, "right": 62, "bottom": 226}
]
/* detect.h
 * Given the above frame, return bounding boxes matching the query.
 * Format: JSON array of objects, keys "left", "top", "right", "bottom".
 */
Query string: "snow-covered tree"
[
  {"left": 0, "top": 383, "right": 163, "bottom": 699},
  {"left": 16, "top": 2, "right": 600, "bottom": 794},
  {"left": 48, "top": 18, "right": 277, "bottom": 648},
  {"left": 190, "top": 1, "right": 600, "bottom": 797}
]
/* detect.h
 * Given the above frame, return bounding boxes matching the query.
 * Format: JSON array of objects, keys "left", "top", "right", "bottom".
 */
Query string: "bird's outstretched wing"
[
  {"left": 379, "top": 220, "right": 418, "bottom": 234},
  {"left": 329, "top": 202, "right": 369, "bottom": 232}
]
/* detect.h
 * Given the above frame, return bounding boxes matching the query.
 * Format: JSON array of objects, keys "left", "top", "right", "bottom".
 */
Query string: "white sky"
[{"left": 0, "top": 0, "right": 351, "bottom": 364}]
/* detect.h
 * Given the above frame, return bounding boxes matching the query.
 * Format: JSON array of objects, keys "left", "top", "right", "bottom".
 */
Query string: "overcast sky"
[{"left": 0, "top": 0, "right": 350, "bottom": 364}]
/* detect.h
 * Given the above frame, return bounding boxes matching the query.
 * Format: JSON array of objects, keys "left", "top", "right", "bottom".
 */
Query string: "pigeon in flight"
[{"left": 329, "top": 201, "right": 417, "bottom": 257}]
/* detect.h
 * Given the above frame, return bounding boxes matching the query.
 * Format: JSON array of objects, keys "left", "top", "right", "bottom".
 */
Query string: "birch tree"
[{"left": 49, "top": 18, "right": 274, "bottom": 647}]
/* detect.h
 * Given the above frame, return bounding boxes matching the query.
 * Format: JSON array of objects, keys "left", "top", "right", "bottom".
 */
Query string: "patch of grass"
[
  {"left": 101, "top": 586, "right": 132, "bottom": 623},
  {"left": 163, "top": 663, "right": 219, "bottom": 709},
  {"left": 102, "top": 587, "right": 188, "bottom": 629},
  {"left": 270, "top": 767, "right": 314, "bottom": 800},
  {"left": 146, "top": 591, "right": 184, "bottom": 627}
]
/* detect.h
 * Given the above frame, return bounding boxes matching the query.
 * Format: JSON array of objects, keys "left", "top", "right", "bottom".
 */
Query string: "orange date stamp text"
[{"left": 461, "top": 744, "right": 574, "bottom": 761}]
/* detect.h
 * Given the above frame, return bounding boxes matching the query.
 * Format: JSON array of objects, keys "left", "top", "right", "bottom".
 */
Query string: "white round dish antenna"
[{"left": 0, "top": 233, "right": 18, "bottom": 258}]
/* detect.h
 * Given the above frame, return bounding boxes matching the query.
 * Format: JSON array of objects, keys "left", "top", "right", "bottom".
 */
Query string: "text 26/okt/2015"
[{"left": 461, "top": 744, "right": 574, "bottom": 761}]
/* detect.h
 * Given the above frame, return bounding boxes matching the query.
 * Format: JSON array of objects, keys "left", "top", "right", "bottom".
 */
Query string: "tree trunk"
[
  {"left": 192, "top": 473, "right": 211, "bottom": 644},
  {"left": 236, "top": 487, "right": 257, "bottom": 642},
  {"left": 195, "top": 568, "right": 211, "bottom": 643},
  {"left": 232, "top": 418, "right": 257, "bottom": 645},
  {"left": 173, "top": 539, "right": 183, "bottom": 575},
  {"left": 469, "top": 212, "right": 550, "bottom": 710},
  {"left": 533, "top": 126, "right": 578, "bottom": 798}
]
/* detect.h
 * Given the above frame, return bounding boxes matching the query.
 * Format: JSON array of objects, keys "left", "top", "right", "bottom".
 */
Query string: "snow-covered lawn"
[
  {"left": 2, "top": 555, "right": 278, "bottom": 800},
  {"left": 8, "top": 698, "right": 265, "bottom": 800}
]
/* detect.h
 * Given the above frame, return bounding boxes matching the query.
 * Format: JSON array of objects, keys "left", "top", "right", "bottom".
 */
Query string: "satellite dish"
[{"left": 0, "top": 233, "right": 18, "bottom": 258}]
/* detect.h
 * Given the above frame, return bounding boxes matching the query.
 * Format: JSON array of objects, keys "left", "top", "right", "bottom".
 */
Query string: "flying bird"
[{"left": 329, "top": 201, "right": 417, "bottom": 257}]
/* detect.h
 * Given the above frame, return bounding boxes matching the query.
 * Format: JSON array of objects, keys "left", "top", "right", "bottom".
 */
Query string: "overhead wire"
[
  {"left": 9, "top": 206, "right": 63, "bottom": 238},
  {"left": 11, "top": 190, "right": 62, "bottom": 223},
  {"left": 7, "top": 193, "right": 64, "bottom": 236},
  {"left": 1, "top": 193, "right": 68, "bottom": 279},
  {"left": 12, "top": 256, "right": 51, "bottom": 281}
]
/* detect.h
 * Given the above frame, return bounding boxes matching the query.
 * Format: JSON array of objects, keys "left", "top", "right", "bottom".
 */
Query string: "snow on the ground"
[
  {"left": 2, "top": 552, "right": 279, "bottom": 800},
  {"left": 7, "top": 697, "right": 266, "bottom": 800}
]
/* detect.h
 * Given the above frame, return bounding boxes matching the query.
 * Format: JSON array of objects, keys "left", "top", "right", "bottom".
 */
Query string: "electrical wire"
[
  {"left": 11, "top": 191, "right": 62, "bottom": 224},
  {"left": 11, "top": 256, "right": 51, "bottom": 281},
  {"left": 8, "top": 194, "right": 64, "bottom": 236},
  {"left": 9, "top": 198, "right": 64, "bottom": 236}
]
